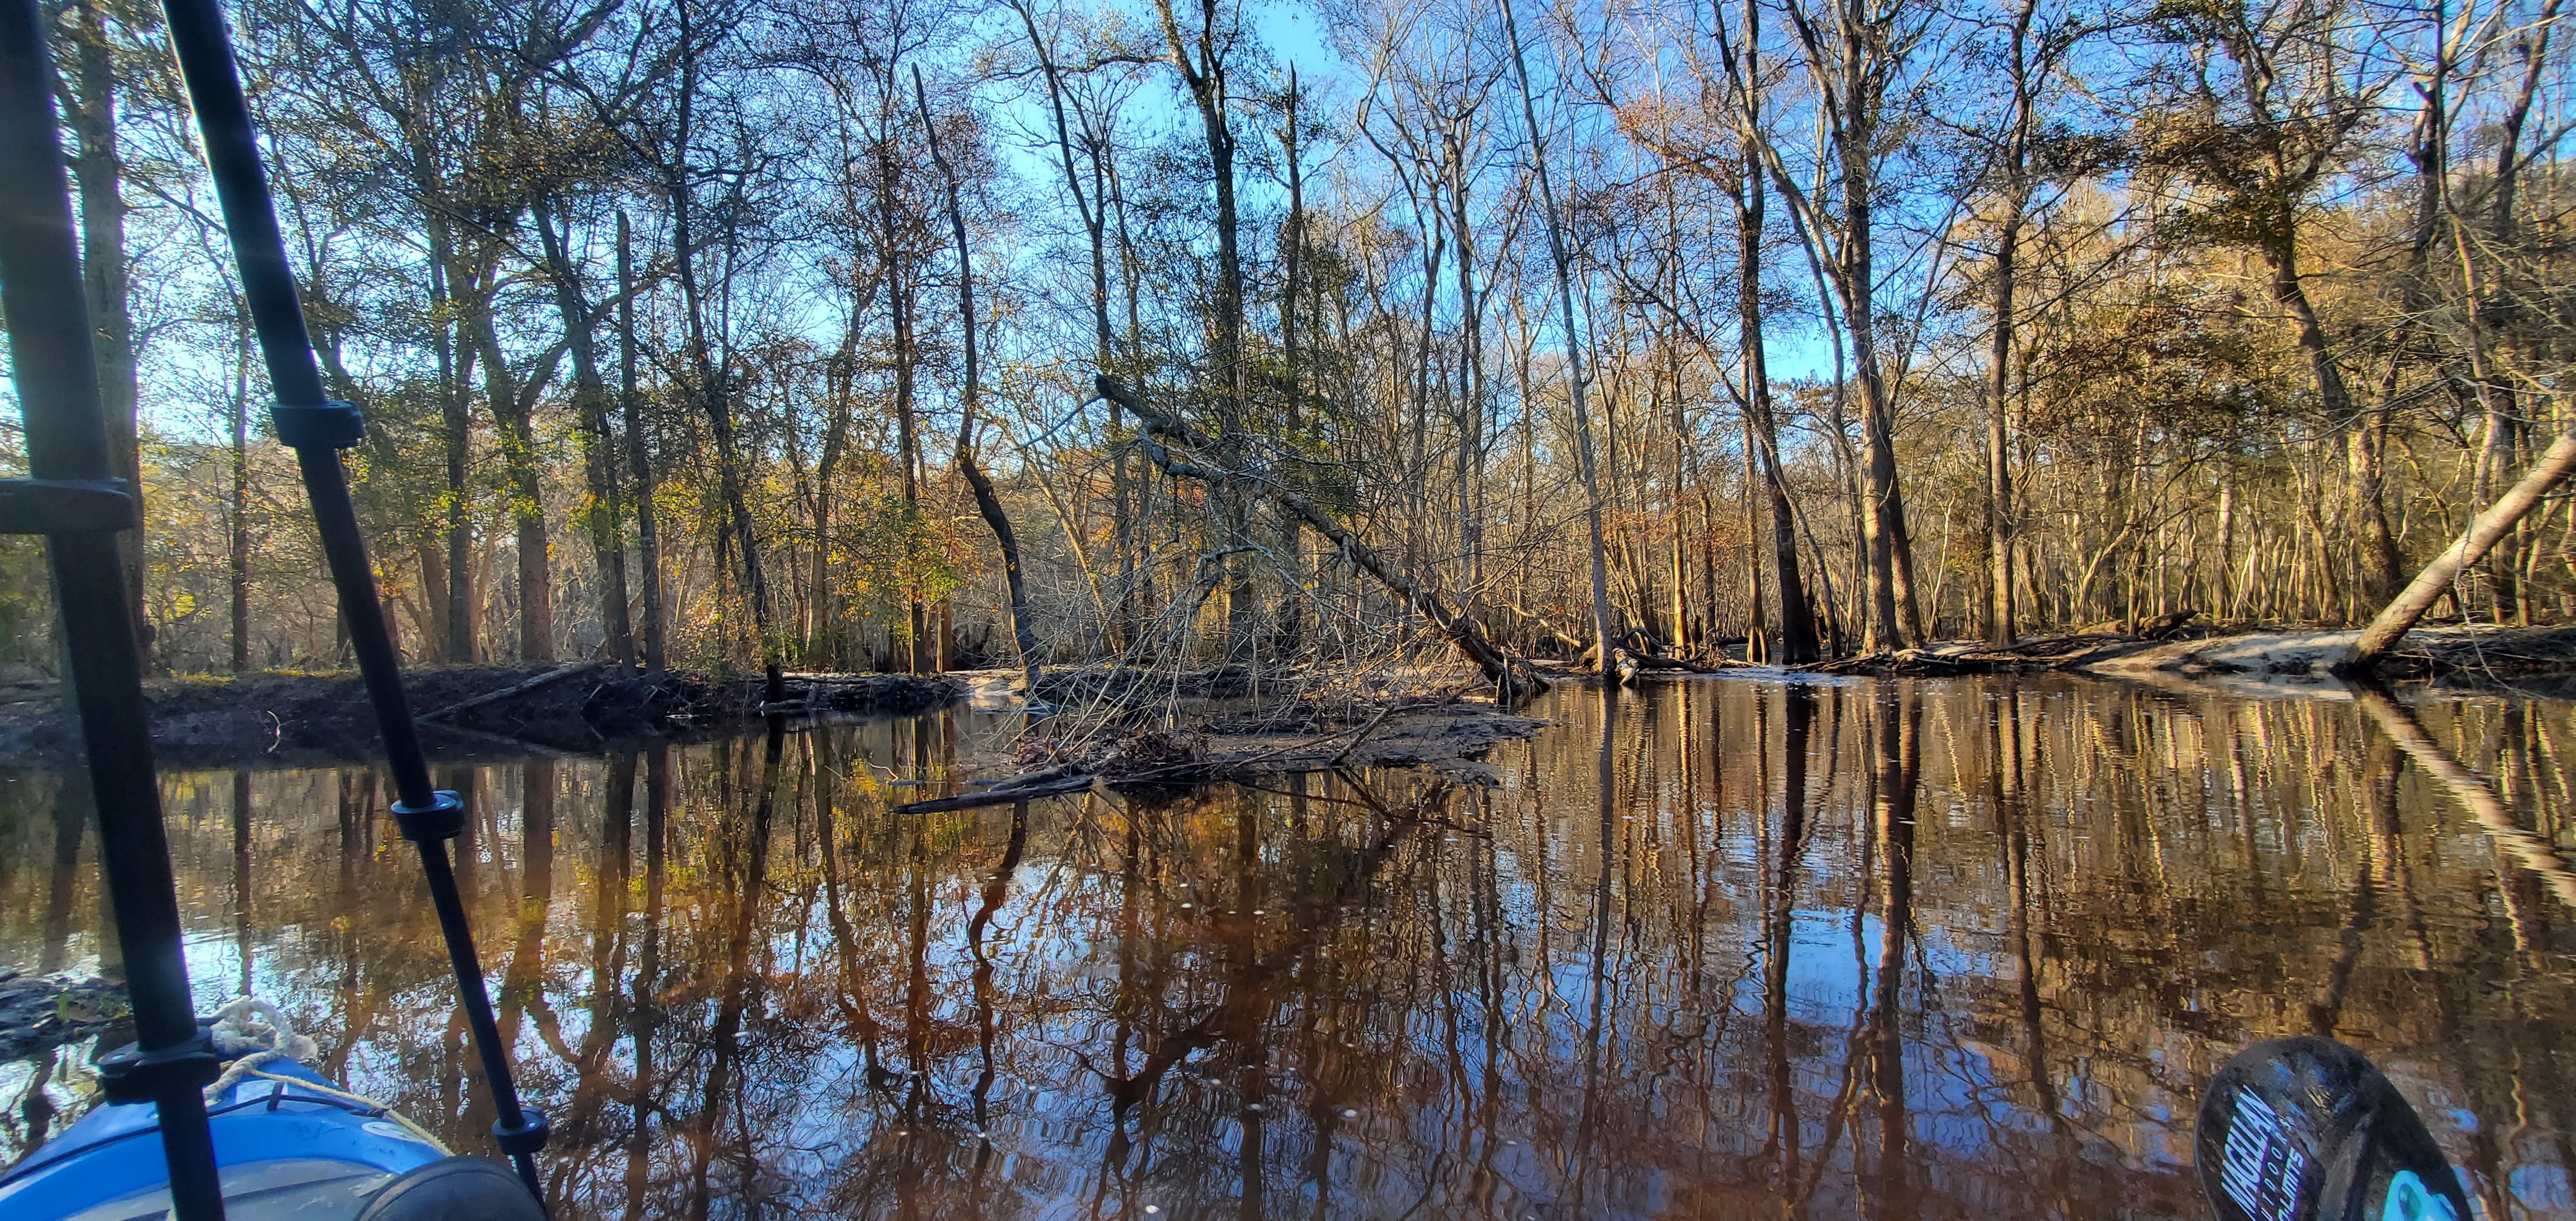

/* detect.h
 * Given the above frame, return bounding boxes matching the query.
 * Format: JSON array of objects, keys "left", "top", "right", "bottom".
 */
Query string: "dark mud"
[
  {"left": 0, "top": 665, "right": 963, "bottom": 769},
  {"left": 0, "top": 969, "right": 125, "bottom": 1061}
]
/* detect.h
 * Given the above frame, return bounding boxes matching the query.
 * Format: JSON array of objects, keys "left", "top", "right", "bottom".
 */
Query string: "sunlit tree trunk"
[
  {"left": 1723, "top": 0, "right": 1816, "bottom": 662},
  {"left": 1503, "top": 0, "right": 1617, "bottom": 672},
  {"left": 617, "top": 212, "right": 666, "bottom": 674}
]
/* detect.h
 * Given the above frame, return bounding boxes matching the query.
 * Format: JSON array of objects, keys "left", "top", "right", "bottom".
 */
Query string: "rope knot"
[{"left": 203, "top": 995, "right": 318, "bottom": 1100}]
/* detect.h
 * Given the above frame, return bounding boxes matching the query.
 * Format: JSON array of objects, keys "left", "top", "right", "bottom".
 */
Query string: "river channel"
[{"left": 3, "top": 675, "right": 2574, "bottom": 1219}]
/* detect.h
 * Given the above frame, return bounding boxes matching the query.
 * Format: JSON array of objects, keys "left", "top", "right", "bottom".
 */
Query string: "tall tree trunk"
[
  {"left": 671, "top": 0, "right": 782, "bottom": 701},
  {"left": 1840, "top": 148, "right": 1921, "bottom": 650},
  {"left": 535, "top": 201, "right": 633, "bottom": 664},
  {"left": 1502, "top": 0, "right": 1618, "bottom": 674},
  {"left": 228, "top": 319, "right": 252, "bottom": 672},
  {"left": 2214, "top": 473, "right": 2236, "bottom": 618},
  {"left": 894, "top": 271, "right": 927, "bottom": 671},
  {"left": 1983, "top": 0, "right": 2042, "bottom": 646},
  {"left": 1280, "top": 68, "right": 1310, "bottom": 655},
  {"left": 472, "top": 312, "right": 552, "bottom": 662},
  {"left": 429, "top": 235, "right": 475, "bottom": 663},
  {"left": 1986, "top": 217, "right": 2020, "bottom": 646},
  {"left": 870, "top": 97, "right": 929, "bottom": 675},
  {"left": 618, "top": 212, "right": 666, "bottom": 673},
  {"left": 1772, "top": 0, "right": 1919, "bottom": 650},
  {"left": 2473, "top": 0, "right": 2558, "bottom": 622},
  {"left": 1732, "top": 25, "right": 1815, "bottom": 662},
  {"left": 1449, "top": 129, "right": 1485, "bottom": 606},
  {"left": 1740, "top": 406, "right": 1768, "bottom": 662},
  {"left": 1151, "top": 0, "right": 1256, "bottom": 657},
  {"left": 918, "top": 69, "right": 1043, "bottom": 694},
  {"left": 1846, "top": 193, "right": 1908, "bottom": 650}
]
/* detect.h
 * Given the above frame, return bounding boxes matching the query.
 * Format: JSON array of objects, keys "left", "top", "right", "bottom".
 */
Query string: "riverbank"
[
  {"left": 0, "top": 664, "right": 962, "bottom": 768},
  {"left": 0, "top": 660, "right": 1549, "bottom": 780},
  {"left": 1794, "top": 622, "right": 2576, "bottom": 690}
]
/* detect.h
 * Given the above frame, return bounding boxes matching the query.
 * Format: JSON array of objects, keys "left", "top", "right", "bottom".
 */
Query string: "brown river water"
[{"left": 3, "top": 675, "right": 2575, "bottom": 1219}]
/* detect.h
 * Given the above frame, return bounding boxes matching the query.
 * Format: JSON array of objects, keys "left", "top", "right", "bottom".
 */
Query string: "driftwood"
[
  {"left": 1801, "top": 632, "right": 2142, "bottom": 676},
  {"left": 1621, "top": 650, "right": 1737, "bottom": 675},
  {"left": 2135, "top": 608, "right": 2201, "bottom": 639},
  {"left": 418, "top": 662, "right": 598, "bottom": 722},
  {"left": 1096, "top": 376, "right": 1548, "bottom": 701}
]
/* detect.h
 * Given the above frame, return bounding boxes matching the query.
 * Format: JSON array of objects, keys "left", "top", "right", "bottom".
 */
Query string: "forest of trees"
[{"left": 5, "top": 0, "right": 2574, "bottom": 683}]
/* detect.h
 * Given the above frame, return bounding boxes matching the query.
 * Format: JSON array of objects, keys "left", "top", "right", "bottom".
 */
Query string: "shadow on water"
[{"left": 6, "top": 676, "right": 2576, "bottom": 1218}]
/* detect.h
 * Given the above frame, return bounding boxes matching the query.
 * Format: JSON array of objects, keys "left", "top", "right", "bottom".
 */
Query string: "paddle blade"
[{"left": 2195, "top": 1037, "right": 2470, "bottom": 1221}]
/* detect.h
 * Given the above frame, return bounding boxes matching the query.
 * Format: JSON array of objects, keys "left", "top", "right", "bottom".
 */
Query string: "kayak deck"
[{"left": 0, "top": 1058, "right": 448, "bottom": 1221}]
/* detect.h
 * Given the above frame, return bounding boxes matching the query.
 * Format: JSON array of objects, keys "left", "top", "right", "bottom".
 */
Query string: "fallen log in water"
[{"left": 1799, "top": 635, "right": 2149, "bottom": 676}]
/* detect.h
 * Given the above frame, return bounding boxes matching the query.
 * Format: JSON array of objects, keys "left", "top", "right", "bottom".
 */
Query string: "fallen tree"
[
  {"left": 1095, "top": 375, "right": 1549, "bottom": 701},
  {"left": 2346, "top": 426, "right": 2576, "bottom": 672}
]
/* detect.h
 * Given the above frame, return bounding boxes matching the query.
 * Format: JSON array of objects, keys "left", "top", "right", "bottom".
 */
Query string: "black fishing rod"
[
  {"left": 0, "top": 4, "right": 226, "bottom": 1218},
  {"left": 156, "top": 0, "right": 549, "bottom": 1204}
]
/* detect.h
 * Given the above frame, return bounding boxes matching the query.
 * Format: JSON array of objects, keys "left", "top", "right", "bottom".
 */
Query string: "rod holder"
[
  {"left": 97, "top": 1025, "right": 225, "bottom": 1106},
  {"left": 491, "top": 1108, "right": 551, "bottom": 1158},
  {"left": 271, "top": 400, "right": 364, "bottom": 451},
  {"left": 390, "top": 790, "right": 468, "bottom": 843},
  {"left": 0, "top": 477, "right": 140, "bottom": 534}
]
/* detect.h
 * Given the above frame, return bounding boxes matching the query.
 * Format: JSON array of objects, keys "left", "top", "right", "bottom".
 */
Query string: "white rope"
[
  {"left": 203, "top": 995, "right": 318, "bottom": 1101},
  {"left": 195, "top": 996, "right": 452, "bottom": 1153},
  {"left": 240, "top": 1068, "right": 452, "bottom": 1154}
]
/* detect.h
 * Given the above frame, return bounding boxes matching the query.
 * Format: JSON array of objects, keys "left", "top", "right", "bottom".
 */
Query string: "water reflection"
[{"left": 4, "top": 678, "right": 2576, "bottom": 1218}]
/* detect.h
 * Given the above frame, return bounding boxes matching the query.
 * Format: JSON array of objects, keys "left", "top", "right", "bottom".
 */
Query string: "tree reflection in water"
[{"left": 5, "top": 676, "right": 2576, "bottom": 1219}]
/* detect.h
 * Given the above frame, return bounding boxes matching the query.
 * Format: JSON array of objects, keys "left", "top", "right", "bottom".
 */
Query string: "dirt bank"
[
  {"left": 2082, "top": 623, "right": 2576, "bottom": 685},
  {"left": 0, "top": 664, "right": 963, "bottom": 769},
  {"left": 1786, "top": 622, "right": 2576, "bottom": 691}
]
